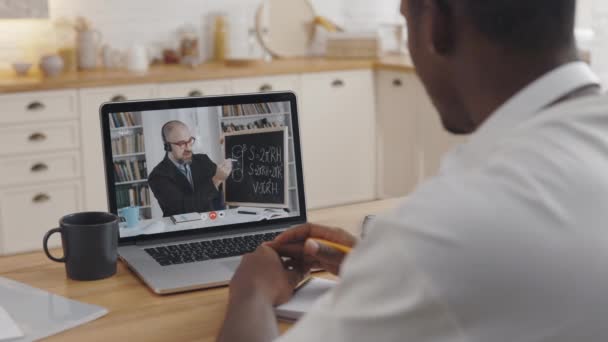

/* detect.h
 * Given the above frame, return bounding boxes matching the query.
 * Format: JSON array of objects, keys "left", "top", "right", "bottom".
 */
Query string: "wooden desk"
[{"left": 0, "top": 199, "right": 400, "bottom": 341}]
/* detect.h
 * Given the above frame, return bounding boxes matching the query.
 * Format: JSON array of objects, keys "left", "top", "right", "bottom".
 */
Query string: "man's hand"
[
  {"left": 229, "top": 244, "right": 306, "bottom": 306},
  {"left": 215, "top": 160, "right": 233, "bottom": 182},
  {"left": 266, "top": 224, "right": 358, "bottom": 275}
]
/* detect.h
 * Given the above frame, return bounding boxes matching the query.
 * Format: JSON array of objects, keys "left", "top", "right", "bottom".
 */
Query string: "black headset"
[{"left": 161, "top": 121, "right": 172, "bottom": 153}]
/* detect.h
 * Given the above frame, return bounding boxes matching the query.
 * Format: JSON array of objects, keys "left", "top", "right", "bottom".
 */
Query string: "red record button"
[{"left": 209, "top": 212, "right": 218, "bottom": 220}]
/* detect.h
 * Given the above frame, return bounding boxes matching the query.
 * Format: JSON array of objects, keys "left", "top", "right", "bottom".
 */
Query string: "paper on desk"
[
  {"left": 0, "top": 276, "right": 108, "bottom": 341},
  {"left": 275, "top": 277, "right": 336, "bottom": 321},
  {"left": 0, "top": 305, "right": 23, "bottom": 341}
]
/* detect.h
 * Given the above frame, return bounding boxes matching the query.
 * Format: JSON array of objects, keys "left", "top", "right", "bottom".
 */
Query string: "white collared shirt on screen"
[{"left": 277, "top": 62, "right": 608, "bottom": 342}]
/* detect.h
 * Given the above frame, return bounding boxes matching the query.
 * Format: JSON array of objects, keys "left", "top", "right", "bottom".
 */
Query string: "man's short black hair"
[{"left": 410, "top": 0, "right": 577, "bottom": 51}]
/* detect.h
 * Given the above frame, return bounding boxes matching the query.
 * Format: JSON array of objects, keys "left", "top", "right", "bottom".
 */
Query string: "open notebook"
[{"left": 275, "top": 277, "right": 337, "bottom": 321}]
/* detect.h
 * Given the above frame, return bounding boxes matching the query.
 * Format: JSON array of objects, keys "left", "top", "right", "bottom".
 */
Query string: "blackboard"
[{"left": 223, "top": 128, "right": 288, "bottom": 208}]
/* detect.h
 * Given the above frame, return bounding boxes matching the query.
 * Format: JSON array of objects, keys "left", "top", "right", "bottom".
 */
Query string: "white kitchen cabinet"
[
  {"left": 0, "top": 181, "right": 83, "bottom": 254},
  {"left": 375, "top": 71, "right": 419, "bottom": 198},
  {"left": 80, "top": 85, "right": 157, "bottom": 212},
  {"left": 0, "top": 89, "right": 78, "bottom": 125},
  {"left": 376, "top": 70, "right": 467, "bottom": 197},
  {"left": 0, "top": 121, "right": 80, "bottom": 156},
  {"left": 413, "top": 77, "right": 467, "bottom": 180},
  {"left": 157, "top": 80, "right": 231, "bottom": 98},
  {"left": 231, "top": 75, "right": 300, "bottom": 94},
  {"left": 300, "top": 70, "right": 376, "bottom": 209},
  {"left": 0, "top": 90, "right": 83, "bottom": 255}
]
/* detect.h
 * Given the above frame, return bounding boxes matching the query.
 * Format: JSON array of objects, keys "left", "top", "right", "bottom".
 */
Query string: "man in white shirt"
[{"left": 217, "top": 0, "right": 608, "bottom": 341}]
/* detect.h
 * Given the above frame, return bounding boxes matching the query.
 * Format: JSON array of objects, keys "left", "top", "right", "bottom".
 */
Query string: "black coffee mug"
[{"left": 43, "top": 212, "right": 119, "bottom": 281}]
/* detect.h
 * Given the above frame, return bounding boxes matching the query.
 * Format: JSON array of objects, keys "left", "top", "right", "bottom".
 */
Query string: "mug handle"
[{"left": 43, "top": 228, "right": 66, "bottom": 263}]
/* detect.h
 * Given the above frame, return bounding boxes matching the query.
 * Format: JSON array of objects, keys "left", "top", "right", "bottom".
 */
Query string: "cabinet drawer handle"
[
  {"left": 111, "top": 95, "right": 127, "bottom": 102},
  {"left": 26, "top": 101, "right": 45, "bottom": 111},
  {"left": 28, "top": 132, "right": 47, "bottom": 142},
  {"left": 33, "top": 193, "right": 51, "bottom": 204},
  {"left": 332, "top": 79, "right": 345, "bottom": 88},
  {"left": 31, "top": 163, "right": 49, "bottom": 172},
  {"left": 188, "top": 90, "right": 203, "bottom": 97},
  {"left": 392, "top": 79, "right": 403, "bottom": 87},
  {"left": 259, "top": 84, "right": 273, "bottom": 92}
]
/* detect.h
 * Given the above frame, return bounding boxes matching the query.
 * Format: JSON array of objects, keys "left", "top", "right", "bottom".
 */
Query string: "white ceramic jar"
[
  {"left": 126, "top": 44, "right": 149, "bottom": 73},
  {"left": 39, "top": 54, "right": 64, "bottom": 77},
  {"left": 77, "top": 29, "right": 102, "bottom": 70}
]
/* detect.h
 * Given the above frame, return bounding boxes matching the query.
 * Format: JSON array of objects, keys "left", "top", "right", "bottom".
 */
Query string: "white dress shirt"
[{"left": 277, "top": 62, "right": 608, "bottom": 342}]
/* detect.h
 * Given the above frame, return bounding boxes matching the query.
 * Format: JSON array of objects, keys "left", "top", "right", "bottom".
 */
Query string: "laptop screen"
[{"left": 100, "top": 93, "right": 306, "bottom": 242}]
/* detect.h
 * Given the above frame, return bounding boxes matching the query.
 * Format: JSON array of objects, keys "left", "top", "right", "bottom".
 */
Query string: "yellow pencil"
[
  {"left": 309, "top": 238, "right": 352, "bottom": 254},
  {"left": 294, "top": 274, "right": 313, "bottom": 292}
]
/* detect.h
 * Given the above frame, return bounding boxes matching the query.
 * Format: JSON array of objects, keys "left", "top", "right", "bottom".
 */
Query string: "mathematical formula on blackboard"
[{"left": 223, "top": 128, "right": 288, "bottom": 207}]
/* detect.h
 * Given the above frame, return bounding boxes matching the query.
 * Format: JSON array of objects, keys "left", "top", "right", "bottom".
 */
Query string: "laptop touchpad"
[{"left": 221, "top": 258, "right": 241, "bottom": 272}]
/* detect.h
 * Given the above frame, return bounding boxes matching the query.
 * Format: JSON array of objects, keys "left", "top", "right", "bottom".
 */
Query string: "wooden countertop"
[
  {"left": 0, "top": 198, "right": 401, "bottom": 341},
  {"left": 0, "top": 57, "right": 415, "bottom": 94}
]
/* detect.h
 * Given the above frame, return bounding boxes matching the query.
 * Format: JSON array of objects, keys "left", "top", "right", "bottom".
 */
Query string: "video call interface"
[{"left": 108, "top": 101, "right": 300, "bottom": 238}]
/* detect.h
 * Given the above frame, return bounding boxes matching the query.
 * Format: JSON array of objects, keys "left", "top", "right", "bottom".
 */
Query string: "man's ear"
[{"left": 428, "top": 0, "right": 455, "bottom": 55}]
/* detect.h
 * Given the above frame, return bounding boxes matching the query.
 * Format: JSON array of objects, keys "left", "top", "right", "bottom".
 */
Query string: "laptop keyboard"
[{"left": 144, "top": 231, "right": 282, "bottom": 266}]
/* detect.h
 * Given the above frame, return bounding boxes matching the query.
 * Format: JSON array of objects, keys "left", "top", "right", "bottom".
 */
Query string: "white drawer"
[
  {"left": 0, "top": 151, "right": 81, "bottom": 187},
  {"left": 0, "top": 180, "right": 83, "bottom": 255},
  {"left": 0, "top": 121, "right": 80, "bottom": 156},
  {"left": 158, "top": 80, "right": 231, "bottom": 98},
  {"left": 231, "top": 75, "right": 300, "bottom": 94},
  {"left": 0, "top": 90, "right": 78, "bottom": 125}
]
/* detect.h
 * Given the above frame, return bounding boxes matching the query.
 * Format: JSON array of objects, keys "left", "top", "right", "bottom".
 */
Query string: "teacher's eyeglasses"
[{"left": 169, "top": 137, "right": 196, "bottom": 148}]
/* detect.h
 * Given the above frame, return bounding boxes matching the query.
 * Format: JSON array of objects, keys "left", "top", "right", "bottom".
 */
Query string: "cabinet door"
[
  {"left": 0, "top": 181, "right": 82, "bottom": 255},
  {"left": 80, "top": 85, "right": 157, "bottom": 211},
  {"left": 412, "top": 77, "right": 467, "bottom": 180},
  {"left": 375, "top": 71, "right": 418, "bottom": 198},
  {"left": 158, "top": 80, "right": 230, "bottom": 98},
  {"left": 231, "top": 75, "right": 300, "bottom": 94},
  {"left": 300, "top": 70, "right": 376, "bottom": 209}
]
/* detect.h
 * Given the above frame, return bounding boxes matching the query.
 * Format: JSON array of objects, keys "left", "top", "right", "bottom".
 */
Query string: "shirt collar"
[
  {"left": 168, "top": 153, "right": 189, "bottom": 171},
  {"left": 453, "top": 62, "right": 601, "bottom": 167}
]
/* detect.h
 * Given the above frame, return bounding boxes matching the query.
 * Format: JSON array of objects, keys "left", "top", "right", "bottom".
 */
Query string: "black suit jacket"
[{"left": 148, "top": 154, "right": 224, "bottom": 217}]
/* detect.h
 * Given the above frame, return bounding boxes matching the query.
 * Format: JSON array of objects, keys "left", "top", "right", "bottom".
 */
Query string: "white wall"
[
  {"left": 0, "top": 0, "right": 350, "bottom": 69},
  {"left": 577, "top": 0, "right": 592, "bottom": 29},
  {"left": 1, "top": 0, "right": 594, "bottom": 71}
]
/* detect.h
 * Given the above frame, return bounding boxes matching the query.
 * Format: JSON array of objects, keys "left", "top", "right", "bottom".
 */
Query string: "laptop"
[{"left": 99, "top": 92, "right": 307, "bottom": 294}]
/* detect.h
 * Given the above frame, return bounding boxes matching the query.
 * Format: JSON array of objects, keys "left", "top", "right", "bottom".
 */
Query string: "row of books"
[
  {"left": 221, "top": 119, "right": 284, "bottom": 133},
  {"left": 112, "top": 133, "right": 145, "bottom": 155},
  {"left": 221, "top": 102, "right": 287, "bottom": 117},
  {"left": 114, "top": 160, "right": 148, "bottom": 183},
  {"left": 116, "top": 185, "right": 151, "bottom": 209},
  {"left": 109, "top": 112, "right": 140, "bottom": 128}
]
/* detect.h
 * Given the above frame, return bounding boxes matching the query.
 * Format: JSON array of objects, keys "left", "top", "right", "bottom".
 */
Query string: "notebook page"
[{"left": 275, "top": 277, "right": 336, "bottom": 321}]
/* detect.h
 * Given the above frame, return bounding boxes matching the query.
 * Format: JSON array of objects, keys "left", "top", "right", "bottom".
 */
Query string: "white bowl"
[{"left": 12, "top": 62, "right": 32, "bottom": 76}]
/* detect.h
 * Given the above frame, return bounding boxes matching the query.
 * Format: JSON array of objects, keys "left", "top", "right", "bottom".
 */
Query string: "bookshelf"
[
  {"left": 110, "top": 112, "right": 152, "bottom": 220},
  {"left": 219, "top": 102, "right": 300, "bottom": 213}
]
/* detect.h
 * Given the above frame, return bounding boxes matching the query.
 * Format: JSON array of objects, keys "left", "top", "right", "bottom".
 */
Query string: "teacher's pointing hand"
[{"left": 215, "top": 159, "right": 233, "bottom": 181}]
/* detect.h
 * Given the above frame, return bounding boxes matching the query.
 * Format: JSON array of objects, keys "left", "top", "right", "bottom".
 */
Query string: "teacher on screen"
[{"left": 148, "top": 120, "right": 233, "bottom": 217}]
